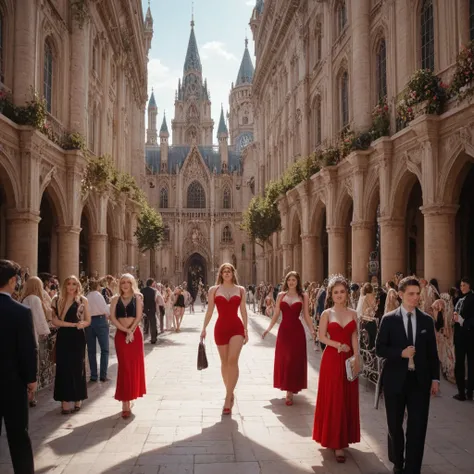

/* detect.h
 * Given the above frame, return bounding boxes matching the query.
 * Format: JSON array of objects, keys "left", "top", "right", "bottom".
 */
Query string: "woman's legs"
[
  {"left": 177, "top": 307, "right": 185, "bottom": 330},
  {"left": 220, "top": 336, "right": 244, "bottom": 408},
  {"left": 217, "top": 344, "right": 229, "bottom": 390},
  {"left": 173, "top": 307, "right": 180, "bottom": 331}
]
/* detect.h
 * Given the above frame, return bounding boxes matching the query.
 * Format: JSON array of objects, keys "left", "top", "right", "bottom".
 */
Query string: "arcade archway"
[
  {"left": 456, "top": 163, "right": 474, "bottom": 278},
  {"left": 184, "top": 253, "right": 207, "bottom": 299}
]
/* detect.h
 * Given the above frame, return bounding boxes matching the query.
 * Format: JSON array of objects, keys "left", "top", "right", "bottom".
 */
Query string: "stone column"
[
  {"left": 89, "top": 233, "right": 108, "bottom": 277},
  {"left": 110, "top": 237, "right": 125, "bottom": 276},
  {"left": 351, "top": 221, "right": 374, "bottom": 283},
  {"left": 327, "top": 226, "right": 347, "bottom": 276},
  {"left": 57, "top": 226, "right": 81, "bottom": 282},
  {"left": 282, "top": 244, "right": 293, "bottom": 274},
  {"left": 422, "top": 205, "right": 457, "bottom": 292},
  {"left": 379, "top": 218, "right": 406, "bottom": 284},
  {"left": 302, "top": 234, "right": 318, "bottom": 282},
  {"left": 6, "top": 211, "right": 40, "bottom": 274},
  {"left": 13, "top": 0, "right": 36, "bottom": 104},
  {"left": 351, "top": 0, "right": 371, "bottom": 132}
]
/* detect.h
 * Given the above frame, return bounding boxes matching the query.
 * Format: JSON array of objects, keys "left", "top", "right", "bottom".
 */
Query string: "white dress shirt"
[
  {"left": 155, "top": 291, "right": 165, "bottom": 307},
  {"left": 22, "top": 294, "right": 51, "bottom": 344},
  {"left": 87, "top": 291, "right": 110, "bottom": 316},
  {"left": 400, "top": 305, "right": 416, "bottom": 344}
]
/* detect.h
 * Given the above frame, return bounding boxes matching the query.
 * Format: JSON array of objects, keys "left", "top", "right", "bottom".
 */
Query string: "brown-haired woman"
[
  {"left": 200, "top": 263, "right": 248, "bottom": 415},
  {"left": 313, "top": 275, "right": 360, "bottom": 463},
  {"left": 52, "top": 276, "right": 91, "bottom": 414},
  {"left": 109, "top": 273, "right": 146, "bottom": 418},
  {"left": 262, "top": 271, "right": 316, "bottom": 405}
]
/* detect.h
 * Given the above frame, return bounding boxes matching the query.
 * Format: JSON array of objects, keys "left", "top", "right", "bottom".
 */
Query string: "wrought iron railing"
[
  {"left": 359, "top": 318, "right": 382, "bottom": 386},
  {"left": 37, "top": 328, "right": 58, "bottom": 390}
]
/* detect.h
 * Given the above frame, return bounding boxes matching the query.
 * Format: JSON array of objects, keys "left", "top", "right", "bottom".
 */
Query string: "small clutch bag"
[
  {"left": 345, "top": 355, "right": 362, "bottom": 382},
  {"left": 197, "top": 340, "right": 208, "bottom": 370}
]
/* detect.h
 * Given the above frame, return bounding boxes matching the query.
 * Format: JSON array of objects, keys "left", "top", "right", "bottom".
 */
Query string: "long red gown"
[
  {"left": 313, "top": 318, "right": 360, "bottom": 449},
  {"left": 274, "top": 301, "right": 307, "bottom": 393}
]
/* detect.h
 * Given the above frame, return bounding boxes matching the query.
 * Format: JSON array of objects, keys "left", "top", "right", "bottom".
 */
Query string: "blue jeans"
[{"left": 85, "top": 316, "right": 110, "bottom": 380}]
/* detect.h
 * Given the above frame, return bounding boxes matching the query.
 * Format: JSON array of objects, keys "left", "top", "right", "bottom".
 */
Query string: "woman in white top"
[{"left": 21, "top": 276, "right": 51, "bottom": 406}]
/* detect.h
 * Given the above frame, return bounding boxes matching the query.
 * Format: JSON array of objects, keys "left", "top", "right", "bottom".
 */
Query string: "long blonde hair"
[
  {"left": 118, "top": 273, "right": 140, "bottom": 297},
  {"left": 215, "top": 263, "right": 239, "bottom": 286},
  {"left": 55, "top": 275, "right": 83, "bottom": 319},
  {"left": 22, "top": 276, "right": 49, "bottom": 318}
]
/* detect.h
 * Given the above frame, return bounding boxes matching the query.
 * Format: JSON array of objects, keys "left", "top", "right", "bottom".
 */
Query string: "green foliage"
[
  {"left": 15, "top": 90, "right": 47, "bottom": 128},
  {"left": 81, "top": 154, "right": 115, "bottom": 196},
  {"left": 451, "top": 40, "right": 474, "bottom": 101},
  {"left": 113, "top": 171, "right": 146, "bottom": 204},
  {"left": 370, "top": 96, "right": 391, "bottom": 140},
  {"left": 134, "top": 203, "right": 164, "bottom": 252},
  {"left": 62, "top": 132, "right": 87, "bottom": 152}
]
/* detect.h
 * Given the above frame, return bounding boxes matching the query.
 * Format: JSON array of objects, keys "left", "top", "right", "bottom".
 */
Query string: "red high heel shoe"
[
  {"left": 122, "top": 410, "right": 131, "bottom": 419},
  {"left": 222, "top": 407, "right": 232, "bottom": 415},
  {"left": 285, "top": 393, "right": 293, "bottom": 406}
]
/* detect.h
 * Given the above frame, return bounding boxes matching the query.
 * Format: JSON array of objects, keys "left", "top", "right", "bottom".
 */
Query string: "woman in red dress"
[
  {"left": 262, "top": 271, "right": 316, "bottom": 405},
  {"left": 109, "top": 273, "right": 146, "bottom": 418},
  {"left": 201, "top": 263, "right": 248, "bottom": 415},
  {"left": 313, "top": 275, "right": 360, "bottom": 463}
]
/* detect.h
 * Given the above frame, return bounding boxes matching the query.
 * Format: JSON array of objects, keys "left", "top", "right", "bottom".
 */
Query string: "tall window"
[
  {"left": 376, "top": 39, "right": 387, "bottom": 100},
  {"left": 470, "top": 0, "right": 474, "bottom": 40},
  {"left": 163, "top": 226, "right": 170, "bottom": 242},
  {"left": 316, "top": 32, "right": 322, "bottom": 62},
  {"left": 159, "top": 187, "right": 168, "bottom": 208},
  {"left": 341, "top": 71, "right": 349, "bottom": 129},
  {"left": 223, "top": 187, "right": 230, "bottom": 209},
  {"left": 315, "top": 99, "right": 322, "bottom": 146},
  {"left": 337, "top": 1, "right": 347, "bottom": 36},
  {"left": 187, "top": 181, "right": 206, "bottom": 208},
  {"left": 421, "top": 0, "right": 434, "bottom": 70},
  {"left": 0, "top": 12, "right": 4, "bottom": 83},
  {"left": 44, "top": 41, "right": 53, "bottom": 113},
  {"left": 222, "top": 225, "right": 232, "bottom": 243}
]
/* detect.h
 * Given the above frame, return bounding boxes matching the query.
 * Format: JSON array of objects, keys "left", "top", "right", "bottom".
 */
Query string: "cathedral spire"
[
  {"left": 148, "top": 88, "right": 157, "bottom": 109},
  {"left": 184, "top": 10, "right": 202, "bottom": 74},
  {"left": 236, "top": 37, "right": 254, "bottom": 86},
  {"left": 160, "top": 112, "right": 169, "bottom": 135},
  {"left": 217, "top": 105, "right": 228, "bottom": 137}
]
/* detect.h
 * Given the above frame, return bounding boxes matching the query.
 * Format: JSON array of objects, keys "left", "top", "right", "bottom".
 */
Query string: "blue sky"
[{"left": 141, "top": 0, "right": 256, "bottom": 145}]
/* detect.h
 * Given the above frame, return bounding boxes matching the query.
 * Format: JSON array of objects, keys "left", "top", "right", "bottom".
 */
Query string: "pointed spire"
[
  {"left": 148, "top": 88, "right": 157, "bottom": 108},
  {"left": 218, "top": 105, "right": 228, "bottom": 137},
  {"left": 256, "top": 0, "right": 264, "bottom": 15},
  {"left": 236, "top": 37, "right": 254, "bottom": 86},
  {"left": 145, "top": 0, "right": 153, "bottom": 28},
  {"left": 160, "top": 112, "right": 169, "bottom": 136},
  {"left": 184, "top": 13, "right": 202, "bottom": 73}
]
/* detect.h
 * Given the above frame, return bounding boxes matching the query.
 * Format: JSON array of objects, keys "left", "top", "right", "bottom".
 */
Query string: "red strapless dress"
[
  {"left": 214, "top": 295, "right": 245, "bottom": 345},
  {"left": 274, "top": 301, "right": 307, "bottom": 393},
  {"left": 313, "top": 319, "right": 360, "bottom": 449}
]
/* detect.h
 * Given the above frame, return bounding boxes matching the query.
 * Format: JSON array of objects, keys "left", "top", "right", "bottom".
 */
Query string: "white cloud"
[
  {"left": 201, "top": 41, "right": 238, "bottom": 62},
  {"left": 147, "top": 58, "right": 180, "bottom": 93},
  {"left": 245, "top": 0, "right": 254, "bottom": 6}
]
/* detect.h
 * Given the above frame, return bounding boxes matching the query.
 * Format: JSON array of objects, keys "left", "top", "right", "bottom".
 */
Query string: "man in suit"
[
  {"left": 452, "top": 277, "right": 474, "bottom": 400},
  {"left": 375, "top": 277, "right": 439, "bottom": 474},
  {"left": 0, "top": 259, "right": 38, "bottom": 474},
  {"left": 141, "top": 278, "right": 158, "bottom": 343}
]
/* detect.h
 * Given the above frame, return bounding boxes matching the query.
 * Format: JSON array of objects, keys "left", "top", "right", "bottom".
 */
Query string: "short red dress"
[
  {"left": 214, "top": 289, "right": 245, "bottom": 345},
  {"left": 274, "top": 300, "right": 307, "bottom": 393},
  {"left": 313, "top": 317, "right": 360, "bottom": 449}
]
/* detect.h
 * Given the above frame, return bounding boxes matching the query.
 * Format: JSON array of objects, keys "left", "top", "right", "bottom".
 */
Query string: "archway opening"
[
  {"left": 406, "top": 181, "right": 424, "bottom": 276},
  {"left": 320, "top": 210, "right": 328, "bottom": 281},
  {"left": 38, "top": 191, "right": 58, "bottom": 274},
  {"left": 0, "top": 186, "right": 6, "bottom": 259},
  {"left": 456, "top": 163, "right": 474, "bottom": 279},
  {"left": 80, "top": 213, "right": 91, "bottom": 277},
  {"left": 185, "top": 253, "right": 207, "bottom": 300}
]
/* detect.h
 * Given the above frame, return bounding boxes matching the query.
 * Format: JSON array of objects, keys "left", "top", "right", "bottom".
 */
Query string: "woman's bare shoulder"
[{"left": 208, "top": 285, "right": 218, "bottom": 294}]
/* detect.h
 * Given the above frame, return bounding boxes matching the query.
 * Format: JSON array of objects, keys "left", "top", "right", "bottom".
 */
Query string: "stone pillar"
[
  {"left": 110, "top": 237, "right": 125, "bottom": 276},
  {"left": 302, "top": 234, "right": 318, "bottom": 283},
  {"left": 282, "top": 244, "right": 293, "bottom": 274},
  {"left": 57, "top": 226, "right": 81, "bottom": 282},
  {"left": 351, "top": 221, "right": 374, "bottom": 283},
  {"left": 6, "top": 211, "right": 40, "bottom": 274},
  {"left": 89, "top": 233, "right": 107, "bottom": 277},
  {"left": 13, "top": 0, "right": 36, "bottom": 104},
  {"left": 379, "top": 218, "right": 406, "bottom": 284},
  {"left": 351, "top": 0, "right": 371, "bottom": 132},
  {"left": 422, "top": 205, "right": 457, "bottom": 292},
  {"left": 327, "top": 227, "right": 347, "bottom": 276}
]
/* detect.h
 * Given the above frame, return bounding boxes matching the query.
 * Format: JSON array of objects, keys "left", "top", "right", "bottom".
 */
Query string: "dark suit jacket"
[
  {"left": 454, "top": 291, "right": 474, "bottom": 338},
  {"left": 375, "top": 307, "right": 439, "bottom": 395},
  {"left": 141, "top": 286, "right": 157, "bottom": 313},
  {"left": 0, "top": 293, "right": 37, "bottom": 398}
]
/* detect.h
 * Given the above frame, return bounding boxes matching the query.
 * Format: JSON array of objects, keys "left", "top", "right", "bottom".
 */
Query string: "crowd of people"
[{"left": 1, "top": 256, "right": 473, "bottom": 474}]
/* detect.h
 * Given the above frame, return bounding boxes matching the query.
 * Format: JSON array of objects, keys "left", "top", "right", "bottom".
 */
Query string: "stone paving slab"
[{"left": 1, "top": 305, "right": 474, "bottom": 473}]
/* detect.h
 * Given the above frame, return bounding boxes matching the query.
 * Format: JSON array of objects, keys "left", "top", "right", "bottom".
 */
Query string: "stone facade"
[
  {"left": 247, "top": 0, "right": 474, "bottom": 291},
  {"left": 144, "top": 22, "right": 257, "bottom": 290},
  {"left": 0, "top": 0, "right": 149, "bottom": 280}
]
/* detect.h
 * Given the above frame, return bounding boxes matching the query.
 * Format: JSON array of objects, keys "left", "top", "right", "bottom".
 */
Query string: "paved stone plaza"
[{"left": 1, "top": 307, "right": 473, "bottom": 474}]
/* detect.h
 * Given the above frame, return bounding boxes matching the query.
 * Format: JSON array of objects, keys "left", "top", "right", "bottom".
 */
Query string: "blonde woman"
[
  {"left": 200, "top": 263, "right": 248, "bottom": 415},
  {"left": 109, "top": 273, "right": 146, "bottom": 418},
  {"left": 22, "top": 276, "right": 51, "bottom": 344},
  {"left": 52, "top": 276, "right": 91, "bottom": 414}
]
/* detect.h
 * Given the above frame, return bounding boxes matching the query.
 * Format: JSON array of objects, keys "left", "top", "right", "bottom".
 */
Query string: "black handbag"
[{"left": 197, "top": 340, "right": 208, "bottom": 370}]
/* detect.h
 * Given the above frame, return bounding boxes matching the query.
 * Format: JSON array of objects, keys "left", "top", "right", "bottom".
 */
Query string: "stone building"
[
  {"left": 0, "top": 0, "right": 150, "bottom": 281},
  {"left": 247, "top": 0, "right": 474, "bottom": 291},
  {"left": 145, "top": 19, "right": 257, "bottom": 292}
]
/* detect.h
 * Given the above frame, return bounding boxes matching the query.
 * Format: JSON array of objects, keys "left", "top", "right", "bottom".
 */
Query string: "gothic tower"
[
  {"left": 217, "top": 105, "right": 229, "bottom": 171},
  {"left": 144, "top": 1, "right": 153, "bottom": 54},
  {"left": 229, "top": 38, "right": 255, "bottom": 153},
  {"left": 146, "top": 89, "right": 158, "bottom": 144},
  {"left": 172, "top": 16, "right": 213, "bottom": 145}
]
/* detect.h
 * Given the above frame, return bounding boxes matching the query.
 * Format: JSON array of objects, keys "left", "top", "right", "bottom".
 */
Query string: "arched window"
[
  {"left": 337, "top": 1, "right": 347, "bottom": 36},
  {"left": 421, "top": 0, "right": 434, "bottom": 70},
  {"left": 187, "top": 181, "right": 206, "bottom": 208},
  {"left": 0, "top": 11, "right": 4, "bottom": 83},
  {"left": 376, "top": 38, "right": 387, "bottom": 100},
  {"left": 160, "top": 187, "right": 168, "bottom": 208},
  {"left": 223, "top": 187, "right": 231, "bottom": 209},
  {"left": 470, "top": 0, "right": 474, "bottom": 40},
  {"left": 316, "top": 32, "right": 322, "bottom": 62},
  {"left": 340, "top": 71, "right": 349, "bottom": 129},
  {"left": 242, "top": 116, "right": 248, "bottom": 125},
  {"left": 44, "top": 40, "right": 54, "bottom": 113},
  {"left": 163, "top": 226, "right": 170, "bottom": 242},
  {"left": 222, "top": 225, "right": 232, "bottom": 243}
]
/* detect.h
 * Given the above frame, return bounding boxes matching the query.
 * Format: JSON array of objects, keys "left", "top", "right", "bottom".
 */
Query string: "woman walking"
[
  {"left": 173, "top": 287, "right": 186, "bottom": 332},
  {"left": 164, "top": 285, "right": 174, "bottom": 330},
  {"left": 200, "top": 263, "right": 248, "bottom": 414},
  {"left": 52, "top": 276, "right": 90, "bottom": 414},
  {"left": 262, "top": 271, "right": 316, "bottom": 405},
  {"left": 109, "top": 273, "right": 146, "bottom": 418},
  {"left": 313, "top": 275, "right": 360, "bottom": 463}
]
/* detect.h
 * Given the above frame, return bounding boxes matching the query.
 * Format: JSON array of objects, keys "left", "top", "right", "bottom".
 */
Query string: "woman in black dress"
[
  {"left": 173, "top": 287, "right": 185, "bottom": 332},
  {"left": 52, "top": 276, "right": 91, "bottom": 414}
]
